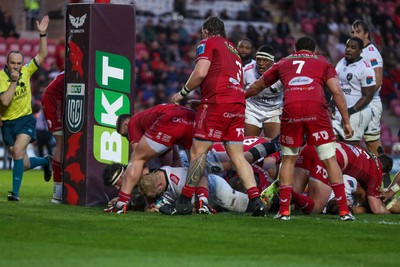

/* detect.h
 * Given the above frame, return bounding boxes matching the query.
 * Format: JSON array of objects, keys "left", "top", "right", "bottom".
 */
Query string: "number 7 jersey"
[{"left": 261, "top": 50, "right": 337, "bottom": 105}]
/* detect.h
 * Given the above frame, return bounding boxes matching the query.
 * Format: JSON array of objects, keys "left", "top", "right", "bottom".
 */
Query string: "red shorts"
[
  {"left": 144, "top": 108, "right": 195, "bottom": 150},
  {"left": 42, "top": 91, "right": 63, "bottom": 133},
  {"left": 280, "top": 101, "right": 336, "bottom": 147},
  {"left": 194, "top": 103, "right": 245, "bottom": 142}
]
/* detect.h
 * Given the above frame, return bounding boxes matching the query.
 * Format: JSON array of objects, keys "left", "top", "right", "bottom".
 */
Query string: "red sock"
[
  {"left": 181, "top": 185, "right": 196, "bottom": 199},
  {"left": 278, "top": 185, "right": 292, "bottom": 215},
  {"left": 52, "top": 160, "right": 62, "bottom": 183},
  {"left": 331, "top": 183, "right": 350, "bottom": 216},
  {"left": 118, "top": 191, "right": 131, "bottom": 203},
  {"left": 196, "top": 186, "right": 209, "bottom": 200},
  {"left": 246, "top": 186, "right": 260, "bottom": 199},
  {"left": 291, "top": 190, "right": 314, "bottom": 214}
]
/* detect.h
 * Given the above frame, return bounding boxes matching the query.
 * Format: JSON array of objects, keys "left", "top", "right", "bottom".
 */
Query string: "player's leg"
[
  {"left": 51, "top": 133, "right": 63, "bottom": 203},
  {"left": 275, "top": 148, "right": 299, "bottom": 219},
  {"left": 317, "top": 142, "right": 353, "bottom": 220},
  {"left": 225, "top": 142, "right": 266, "bottom": 216},
  {"left": 8, "top": 133, "right": 31, "bottom": 200},
  {"left": 209, "top": 174, "right": 249, "bottom": 212}
]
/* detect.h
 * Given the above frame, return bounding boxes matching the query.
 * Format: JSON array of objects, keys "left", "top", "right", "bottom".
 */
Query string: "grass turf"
[{"left": 0, "top": 169, "right": 398, "bottom": 267}]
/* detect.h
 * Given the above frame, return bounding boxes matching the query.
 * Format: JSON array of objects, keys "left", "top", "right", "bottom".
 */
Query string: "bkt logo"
[
  {"left": 93, "top": 51, "right": 131, "bottom": 164},
  {"left": 66, "top": 83, "right": 85, "bottom": 133}
]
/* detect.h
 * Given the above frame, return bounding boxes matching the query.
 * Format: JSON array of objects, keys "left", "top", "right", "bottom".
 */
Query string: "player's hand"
[
  {"left": 171, "top": 93, "right": 183, "bottom": 105},
  {"left": 380, "top": 188, "right": 395, "bottom": 203},
  {"left": 10, "top": 69, "right": 20, "bottom": 82},
  {"left": 36, "top": 15, "right": 49, "bottom": 34},
  {"left": 343, "top": 122, "right": 353, "bottom": 139}
]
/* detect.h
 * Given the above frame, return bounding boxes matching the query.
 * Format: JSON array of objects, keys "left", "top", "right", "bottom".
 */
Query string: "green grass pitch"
[{"left": 0, "top": 169, "right": 398, "bottom": 267}]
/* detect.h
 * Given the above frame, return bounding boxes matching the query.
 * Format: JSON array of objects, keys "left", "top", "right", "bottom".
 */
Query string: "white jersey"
[
  {"left": 362, "top": 43, "right": 383, "bottom": 100},
  {"left": 243, "top": 59, "right": 257, "bottom": 88},
  {"left": 243, "top": 60, "right": 283, "bottom": 117},
  {"left": 335, "top": 57, "right": 376, "bottom": 107},
  {"left": 324, "top": 175, "right": 358, "bottom": 213},
  {"left": 362, "top": 43, "right": 383, "bottom": 139},
  {"left": 156, "top": 166, "right": 249, "bottom": 212},
  {"left": 158, "top": 166, "right": 188, "bottom": 204}
]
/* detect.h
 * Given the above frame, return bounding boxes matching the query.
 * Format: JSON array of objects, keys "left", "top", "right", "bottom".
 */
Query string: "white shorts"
[
  {"left": 245, "top": 104, "right": 281, "bottom": 128},
  {"left": 333, "top": 106, "right": 372, "bottom": 142},
  {"left": 208, "top": 174, "right": 249, "bottom": 213},
  {"left": 363, "top": 99, "right": 382, "bottom": 142}
]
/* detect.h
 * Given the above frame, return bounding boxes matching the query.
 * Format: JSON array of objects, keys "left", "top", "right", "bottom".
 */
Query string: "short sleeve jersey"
[
  {"left": 362, "top": 43, "right": 383, "bottom": 99},
  {"left": 335, "top": 58, "right": 376, "bottom": 107},
  {"left": 335, "top": 142, "right": 382, "bottom": 198},
  {"left": 160, "top": 166, "right": 188, "bottom": 202},
  {"left": 0, "top": 59, "right": 39, "bottom": 120},
  {"left": 243, "top": 59, "right": 257, "bottom": 88},
  {"left": 127, "top": 104, "right": 195, "bottom": 149},
  {"left": 196, "top": 36, "right": 245, "bottom": 104},
  {"left": 262, "top": 51, "right": 337, "bottom": 105}
]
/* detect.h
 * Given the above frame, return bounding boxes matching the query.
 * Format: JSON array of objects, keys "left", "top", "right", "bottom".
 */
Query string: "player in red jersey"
[
  {"left": 246, "top": 36, "right": 354, "bottom": 221},
  {"left": 165, "top": 16, "right": 266, "bottom": 216},
  {"left": 294, "top": 142, "right": 392, "bottom": 214},
  {"left": 104, "top": 103, "right": 196, "bottom": 213},
  {"left": 42, "top": 71, "right": 64, "bottom": 203}
]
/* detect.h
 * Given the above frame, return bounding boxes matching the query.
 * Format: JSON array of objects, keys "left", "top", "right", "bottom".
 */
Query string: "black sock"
[
  {"left": 179, "top": 194, "right": 192, "bottom": 204},
  {"left": 248, "top": 142, "right": 280, "bottom": 162}
]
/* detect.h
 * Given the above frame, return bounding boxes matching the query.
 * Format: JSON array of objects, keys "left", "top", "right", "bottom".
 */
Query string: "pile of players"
[{"left": 102, "top": 17, "right": 399, "bottom": 220}]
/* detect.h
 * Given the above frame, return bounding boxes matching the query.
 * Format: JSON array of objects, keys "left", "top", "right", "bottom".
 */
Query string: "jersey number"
[{"left": 293, "top": 60, "right": 305, "bottom": 74}]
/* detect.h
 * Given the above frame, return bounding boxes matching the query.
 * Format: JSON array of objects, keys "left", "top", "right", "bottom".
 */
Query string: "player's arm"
[
  {"left": 348, "top": 84, "right": 375, "bottom": 115},
  {"left": 171, "top": 59, "right": 210, "bottom": 103},
  {"left": 367, "top": 195, "right": 391, "bottom": 214},
  {"left": 381, "top": 171, "right": 400, "bottom": 203},
  {"left": 373, "top": 66, "right": 383, "bottom": 93},
  {"left": 34, "top": 16, "right": 50, "bottom": 66},
  {"left": 0, "top": 80, "right": 18, "bottom": 107},
  {"left": 245, "top": 76, "right": 268, "bottom": 98},
  {"left": 326, "top": 77, "right": 353, "bottom": 139}
]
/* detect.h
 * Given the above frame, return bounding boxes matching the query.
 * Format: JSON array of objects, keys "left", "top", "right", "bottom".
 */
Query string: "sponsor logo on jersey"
[
  {"left": 366, "top": 76, "right": 373, "bottom": 84},
  {"left": 196, "top": 44, "right": 206, "bottom": 56},
  {"left": 170, "top": 174, "right": 180, "bottom": 185},
  {"left": 288, "top": 76, "right": 313, "bottom": 86},
  {"left": 370, "top": 58, "right": 378, "bottom": 66},
  {"left": 244, "top": 64, "right": 254, "bottom": 71}
]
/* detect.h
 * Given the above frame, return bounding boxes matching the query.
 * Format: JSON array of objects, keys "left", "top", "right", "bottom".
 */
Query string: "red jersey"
[
  {"left": 43, "top": 72, "right": 64, "bottom": 99},
  {"left": 42, "top": 72, "right": 64, "bottom": 132},
  {"left": 262, "top": 51, "right": 337, "bottom": 105},
  {"left": 196, "top": 36, "right": 245, "bottom": 104},
  {"left": 127, "top": 103, "right": 195, "bottom": 149},
  {"left": 295, "top": 142, "right": 382, "bottom": 197}
]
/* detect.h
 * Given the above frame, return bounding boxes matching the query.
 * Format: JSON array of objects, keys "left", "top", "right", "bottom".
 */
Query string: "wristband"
[
  {"left": 11, "top": 79, "right": 18, "bottom": 83},
  {"left": 179, "top": 86, "right": 190, "bottom": 97},
  {"left": 348, "top": 106, "right": 357, "bottom": 115},
  {"left": 390, "top": 183, "right": 400, "bottom": 194},
  {"left": 40, "top": 33, "right": 47, "bottom": 37}
]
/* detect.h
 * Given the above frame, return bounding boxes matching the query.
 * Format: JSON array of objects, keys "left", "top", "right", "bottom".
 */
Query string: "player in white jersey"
[
  {"left": 243, "top": 45, "right": 283, "bottom": 138},
  {"left": 139, "top": 166, "right": 250, "bottom": 213},
  {"left": 237, "top": 38, "right": 255, "bottom": 72},
  {"left": 333, "top": 37, "right": 376, "bottom": 146},
  {"left": 351, "top": 19, "right": 384, "bottom": 156}
]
